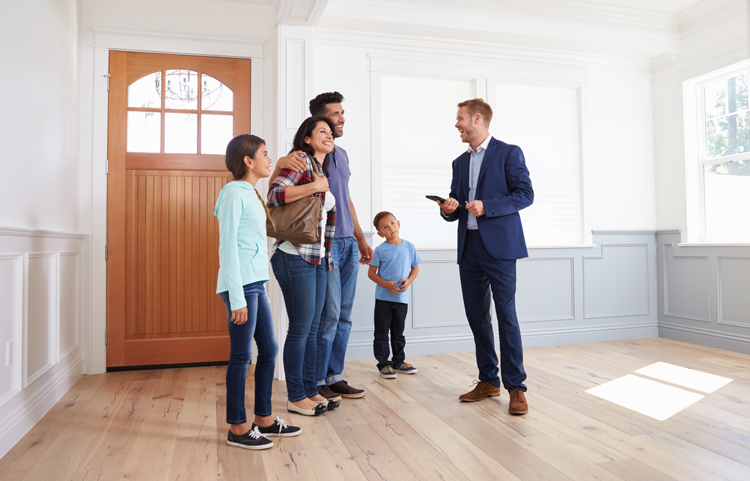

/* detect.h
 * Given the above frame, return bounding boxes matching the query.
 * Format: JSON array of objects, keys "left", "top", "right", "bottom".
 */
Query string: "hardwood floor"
[{"left": 2, "top": 338, "right": 749, "bottom": 480}]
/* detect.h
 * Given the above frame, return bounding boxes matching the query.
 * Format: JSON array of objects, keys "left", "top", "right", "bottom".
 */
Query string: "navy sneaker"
[
  {"left": 251, "top": 417, "right": 302, "bottom": 437},
  {"left": 227, "top": 426, "right": 273, "bottom": 450}
]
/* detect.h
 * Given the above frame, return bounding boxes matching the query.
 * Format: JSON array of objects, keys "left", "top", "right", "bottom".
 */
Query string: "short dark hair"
[
  {"left": 457, "top": 98, "right": 493, "bottom": 127},
  {"left": 291, "top": 116, "right": 336, "bottom": 177},
  {"left": 225, "top": 134, "right": 265, "bottom": 180},
  {"left": 373, "top": 211, "right": 396, "bottom": 230},
  {"left": 309, "top": 91, "right": 344, "bottom": 116}
]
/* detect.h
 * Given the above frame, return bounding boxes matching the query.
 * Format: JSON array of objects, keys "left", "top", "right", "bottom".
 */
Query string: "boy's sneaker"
[
  {"left": 328, "top": 380, "right": 366, "bottom": 399},
  {"left": 317, "top": 384, "right": 342, "bottom": 402},
  {"left": 251, "top": 417, "right": 302, "bottom": 437},
  {"left": 394, "top": 362, "right": 418, "bottom": 374},
  {"left": 380, "top": 366, "right": 397, "bottom": 379},
  {"left": 227, "top": 426, "right": 273, "bottom": 450}
]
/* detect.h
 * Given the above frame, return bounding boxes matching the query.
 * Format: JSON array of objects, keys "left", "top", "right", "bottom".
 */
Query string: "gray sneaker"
[
  {"left": 394, "top": 362, "right": 418, "bottom": 374},
  {"left": 380, "top": 366, "right": 397, "bottom": 379}
]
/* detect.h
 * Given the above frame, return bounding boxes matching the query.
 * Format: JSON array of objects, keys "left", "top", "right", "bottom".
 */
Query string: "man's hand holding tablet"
[{"left": 426, "top": 195, "right": 462, "bottom": 215}]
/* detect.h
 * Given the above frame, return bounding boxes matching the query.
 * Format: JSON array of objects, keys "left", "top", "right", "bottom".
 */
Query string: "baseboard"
[
  {"left": 659, "top": 321, "right": 750, "bottom": 356},
  {"left": 0, "top": 356, "right": 84, "bottom": 459},
  {"left": 345, "top": 320, "right": 659, "bottom": 360}
]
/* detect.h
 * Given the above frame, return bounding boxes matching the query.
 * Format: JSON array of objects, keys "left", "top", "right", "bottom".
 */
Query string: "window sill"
[{"left": 677, "top": 243, "right": 750, "bottom": 247}]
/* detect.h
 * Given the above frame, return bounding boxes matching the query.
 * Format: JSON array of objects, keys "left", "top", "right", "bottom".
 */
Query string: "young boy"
[{"left": 368, "top": 211, "right": 422, "bottom": 379}]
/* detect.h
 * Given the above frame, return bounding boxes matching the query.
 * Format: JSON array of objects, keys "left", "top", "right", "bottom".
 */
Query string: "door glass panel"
[
  {"left": 202, "top": 74, "right": 233, "bottom": 111},
  {"left": 127, "top": 111, "right": 161, "bottom": 153},
  {"left": 201, "top": 114, "right": 233, "bottom": 154},
  {"left": 165, "top": 70, "right": 198, "bottom": 110},
  {"left": 128, "top": 72, "right": 161, "bottom": 108},
  {"left": 164, "top": 113, "right": 197, "bottom": 153}
]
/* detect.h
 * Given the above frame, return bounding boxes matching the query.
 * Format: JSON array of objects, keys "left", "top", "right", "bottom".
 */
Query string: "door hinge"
[
  {"left": 106, "top": 158, "right": 109, "bottom": 175},
  {"left": 105, "top": 329, "right": 108, "bottom": 345},
  {"left": 104, "top": 74, "right": 110, "bottom": 91},
  {"left": 105, "top": 245, "right": 108, "bottom": 261}
]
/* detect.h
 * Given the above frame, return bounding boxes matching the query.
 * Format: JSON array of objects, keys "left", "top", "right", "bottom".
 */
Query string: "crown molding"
[
  {"left": 315, "top": 28, "right": 652, "bottom": 74},
  {"left": 325, "top": 0, "right": 681, "bottom": 31},
  {"left": 274, "top": 0, "right": 329, "bottom": 25},
  {"left": 679, "top": 0, "right": 747, "bottom": 35}
]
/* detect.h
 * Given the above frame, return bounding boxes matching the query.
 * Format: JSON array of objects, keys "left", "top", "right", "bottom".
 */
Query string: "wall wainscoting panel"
[
  {"left": 0, "top": 227, "right": 86, "bottom": 460},
  {"left": 717, "top": 256, "right": 750, "bottom": 329},
  {"left": 0, "top": 254, "right": 23, "bottom": 410},
  {"left": 346, "top": 231, "right": 659, "bottom": 361},
  {"left": 583, "top": 243, "right": 650, "bottom": 319},
  {"left": 656, "top": 232, "right": 750, "bottom": 355},
  {"left": 663, "top": 244, "right": 710, "bottom": 322}
]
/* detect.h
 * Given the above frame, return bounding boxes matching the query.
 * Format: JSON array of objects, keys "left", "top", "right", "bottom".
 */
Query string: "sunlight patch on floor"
[
  {"left": 635, "top": 362, "right": 733, "bottom": 393},
  {"left": 586, "top": 374, "right": 704, "bottom": 421}
]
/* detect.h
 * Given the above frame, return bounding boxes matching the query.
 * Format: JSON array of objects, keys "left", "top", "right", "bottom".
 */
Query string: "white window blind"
[
  {"left": 380, "top": 77, "right": 583, "bottom": 247},
  {"left": 381, "top": 75, "right": 474, "bottom": 247},
  {"left": 495, "top": 83, "right": 582, "bottom": 245}
]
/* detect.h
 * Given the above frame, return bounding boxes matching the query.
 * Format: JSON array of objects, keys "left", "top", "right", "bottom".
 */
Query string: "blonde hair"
[{"left": 457, "top": 98, "right": 493, "bottom": 127}]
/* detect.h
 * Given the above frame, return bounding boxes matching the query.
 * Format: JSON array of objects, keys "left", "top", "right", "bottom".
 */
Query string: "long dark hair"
[
  {"left": 224, "top": 134, "right": 272, "bottom": 225},
  {"left": 226, "top": 134, "right": 265, "bottom": 180},
  {"left": 291, "top": 116, "right": 335, "bottom": 178}
]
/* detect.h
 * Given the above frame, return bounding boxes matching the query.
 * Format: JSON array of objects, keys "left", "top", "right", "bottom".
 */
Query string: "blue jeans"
[
  {"left": 317, "top": 236, "right": 359, "bottom": 385},
  {"left": 271, "top": 251, "right": 326, "bottom": 402},
  {"left": 220, "top": 282, "right": 278, "bottom": 424},
  {"left": 459, "top": 231, "right": 527, "bottom": 391}
]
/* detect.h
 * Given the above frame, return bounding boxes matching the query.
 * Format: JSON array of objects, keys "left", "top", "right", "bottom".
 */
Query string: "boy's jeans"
[
  {"left": 317, "top": 236, "right": 359, "bottom": 385},
  {"left": 220, "top": 282, "right": 278, "bottom": 424},
  {"left": 373, "top": 299, "right": 408, "bottom": 370}
]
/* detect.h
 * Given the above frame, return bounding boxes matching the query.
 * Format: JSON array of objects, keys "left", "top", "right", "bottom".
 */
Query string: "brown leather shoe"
[
  {"left": 459, "top": 381, "right": 501, "bottom": 402},
  {"left": 508, "top": 389, "right": 528, "bottom": 415}
]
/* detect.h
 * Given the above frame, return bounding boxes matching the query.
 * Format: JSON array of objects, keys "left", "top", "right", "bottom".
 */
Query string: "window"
[
  {"left": 697, "top": 65, "right": 750, "bottom": 241},
  {"left": 379, "top": 75, "right": 582, "bottom": 247},
  {"left": 381, "top": 75, "right": 474, "bottom": 246},
  {"left": 494, "top": 83, "right": 582, "bottom": 245},
  {"left": 126, "top": 70, "right": 234, "bottom": 155}
]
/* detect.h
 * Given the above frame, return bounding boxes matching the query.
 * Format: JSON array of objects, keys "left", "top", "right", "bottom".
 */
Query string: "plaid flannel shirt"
[{"left": 267, "top": 154, "right": 336, "bottom": 271}]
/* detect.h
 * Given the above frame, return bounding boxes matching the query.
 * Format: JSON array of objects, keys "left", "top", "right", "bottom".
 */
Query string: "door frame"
[{"left": 84, "top": 29, "right": 266, "bottom": 374}]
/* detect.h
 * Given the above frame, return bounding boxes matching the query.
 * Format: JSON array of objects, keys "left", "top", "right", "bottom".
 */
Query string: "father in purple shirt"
[{"left": 310, "top": 92, "right": 372, "bottom": 400}]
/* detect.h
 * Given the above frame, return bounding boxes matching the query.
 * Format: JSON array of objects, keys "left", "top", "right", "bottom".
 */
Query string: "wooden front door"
[{"left": 106, "top": 51, "right": 251, "bottom": 367}]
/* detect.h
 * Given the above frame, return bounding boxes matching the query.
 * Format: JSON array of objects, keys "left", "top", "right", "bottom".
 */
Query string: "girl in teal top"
[{"left": 216, "top": 134, "right": 301, "bottom": 449}]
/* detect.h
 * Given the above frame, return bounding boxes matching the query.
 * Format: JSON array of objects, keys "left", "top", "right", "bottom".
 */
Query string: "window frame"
[{"left": 689, "top": 61, "right": 750, "bottom": 243}]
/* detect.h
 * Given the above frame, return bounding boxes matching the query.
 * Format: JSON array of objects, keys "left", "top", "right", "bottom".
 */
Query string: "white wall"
[
  {"left": 313, "top": 33, "right": 658, "bottom": 240},
  {"left": 0, "top": 0, "right": 80, "bottom": 232},
  {"left": 653, "top": 0, "right": 750, "bottom": 236}
]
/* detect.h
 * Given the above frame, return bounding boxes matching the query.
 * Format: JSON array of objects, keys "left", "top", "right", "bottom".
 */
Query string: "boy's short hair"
[
  {"left": 457, "top": 98, "right": 493, "bottom": 127},
  {"left": 373, "top": 211, "right": 396, "bottom": 230}
]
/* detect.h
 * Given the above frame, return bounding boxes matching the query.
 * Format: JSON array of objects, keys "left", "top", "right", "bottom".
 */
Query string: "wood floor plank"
[
  {"left": 19, "top": 372, "right": 137, "bottom": 481},
  {"left": 0, "top": 374, "right": 108, "bottom": 481},
  {"left": 3, "top": 339, "right": 750, "bottom": 481}
]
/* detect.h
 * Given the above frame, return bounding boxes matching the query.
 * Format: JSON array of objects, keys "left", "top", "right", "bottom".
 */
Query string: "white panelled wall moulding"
[{"left": 662, "top": 243, "right": 710, "bottom": 323}]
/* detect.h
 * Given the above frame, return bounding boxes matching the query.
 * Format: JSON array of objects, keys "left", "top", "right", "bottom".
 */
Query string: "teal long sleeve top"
[{"left": 215, "top": 181, "right": 269, "bottom": 310}]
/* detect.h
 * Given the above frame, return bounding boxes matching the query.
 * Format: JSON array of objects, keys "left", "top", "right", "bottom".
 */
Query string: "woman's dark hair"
[
  {"left": 225, "top": 134, "right": 265, "bottom": 180},
  {"left": 291, "top": 116, "right": 335, "bottom": 177}
]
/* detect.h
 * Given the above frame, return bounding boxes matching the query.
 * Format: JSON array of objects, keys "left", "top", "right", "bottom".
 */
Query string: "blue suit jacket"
[{"left": 442, "top": 137, "right": 533, "bottom": 263}]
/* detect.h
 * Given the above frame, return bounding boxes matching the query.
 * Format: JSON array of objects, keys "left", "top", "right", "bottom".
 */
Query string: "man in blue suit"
[{"left": 437, "top": 98, "right": 533, "bottom": 415}]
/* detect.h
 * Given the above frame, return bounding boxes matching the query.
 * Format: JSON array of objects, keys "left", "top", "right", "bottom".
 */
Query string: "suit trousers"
[{"left": 459, "top": 230, "right": 527, "bottom": 391}]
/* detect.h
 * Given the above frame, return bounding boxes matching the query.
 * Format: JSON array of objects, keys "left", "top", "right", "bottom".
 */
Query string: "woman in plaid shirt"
[{"left": 268, "top": 116, "right": 339, "bottom": 416}]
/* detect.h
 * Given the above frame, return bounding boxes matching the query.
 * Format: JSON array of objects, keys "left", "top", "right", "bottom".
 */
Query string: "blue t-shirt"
[
  {"left": 327, "top": 146, "right": 353, "bottom": 238},
  {"left": 370, "top": 240, "right": 423, "bottom": 304}
]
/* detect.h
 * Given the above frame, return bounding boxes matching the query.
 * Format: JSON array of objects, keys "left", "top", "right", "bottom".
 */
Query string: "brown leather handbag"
[
  {"left": 266, "top": 194, "right": 321, "bottom": 244},
  {"left": 265, "top": 160, "right": 323, "bottom": 244}
]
